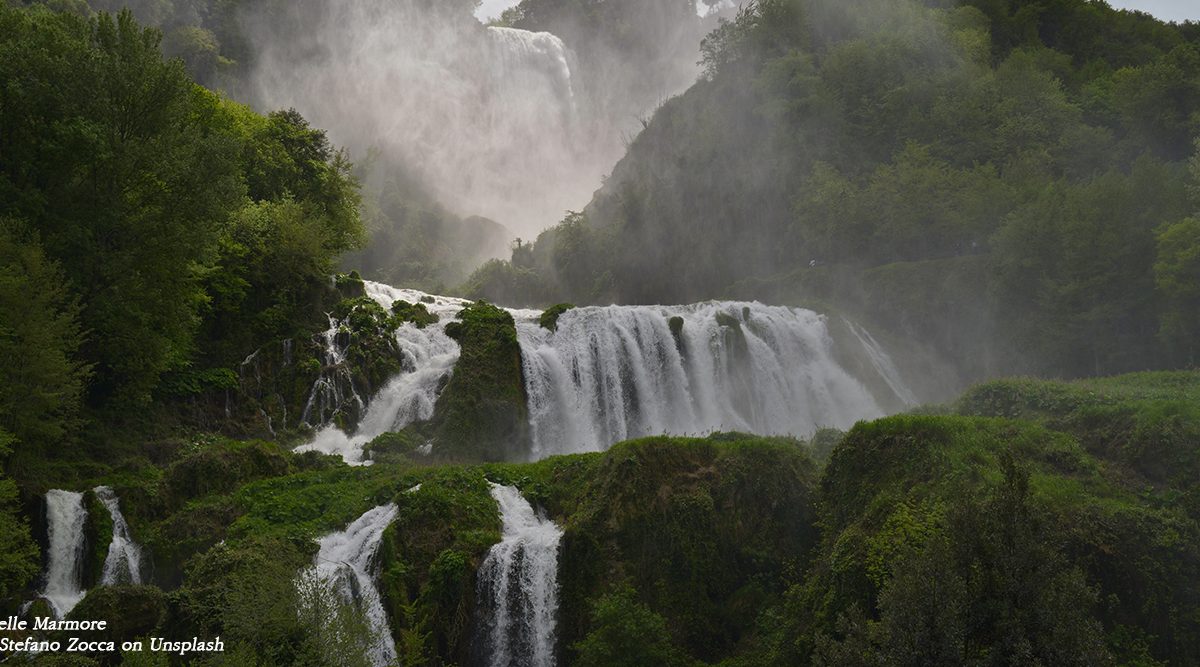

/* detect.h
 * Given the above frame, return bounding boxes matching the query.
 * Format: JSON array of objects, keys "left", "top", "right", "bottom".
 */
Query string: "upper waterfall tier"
[{"left": 514, "top": 301, "right": 917, "bottom": 458}]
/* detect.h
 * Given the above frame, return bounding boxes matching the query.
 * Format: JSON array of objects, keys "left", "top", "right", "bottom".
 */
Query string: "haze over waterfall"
[{"left": 246, "top": 0, "right": 599, "bottom": 235}]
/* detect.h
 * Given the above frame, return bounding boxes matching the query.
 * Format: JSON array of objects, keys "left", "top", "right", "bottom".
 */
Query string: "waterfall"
[
  {"left": 486, "top": 26, "right": 577, "bottom": 119},
  {"left": 93, "top": 486, "right": 142, "bottom": 586},
  {"left": 40, "top": 490, "right": 88, "bottom": 618},
  {"left": 296, "top": 280, "right": 918, "bottom": 464},
  {"left": 843, "top": 319, "right": 920, "bottom": 408},
  {"left": 298, "top": 504, "right": 399, "bottom": 667},
  {"left": 515, "top": 302, "right": 915, "bottom": 457},
  {"left": 300, "top": 313, "right": 366, "bottom": 428},
  {"left": 295, "top": 282, "right": 469, "bottom": 464},
  {"left": 476, "top": 483, "right": 563, "bottom": 667}
]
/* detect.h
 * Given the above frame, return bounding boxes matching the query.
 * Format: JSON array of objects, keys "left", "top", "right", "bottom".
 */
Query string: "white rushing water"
[
  {"left": 300, "top": 313, "right": 365, "bottom": 428},
  {"left": 486, "top": 26, "right": 577, "bottom": 121},
  {"left": 297, "top": 281, "right": 918, "bottom": 464},
  {"left": 40, "top": 490, "right": 88, "bottom": 618},
  {"left": 299, "top": 504, "right": 400, "bottom": 667},
  {"left": 476, "top": 483, "right": 563, "bottom": 667},
  {"left": 514, "top": 302, "right": 917, "bottom": 458},
  {"left": 295, "top": 282, "right": 470, "bottom": 464},
  {"left": 93, "top": 486, "right": 142, "bottom": 586}
]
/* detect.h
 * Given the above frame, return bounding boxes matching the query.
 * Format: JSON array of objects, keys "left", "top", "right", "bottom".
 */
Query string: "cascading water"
[
  {"left": 475, "top": 483, "right": 563, "bottom": 667},
  {"left": 39, "top": 490, "right": 89, "bottom": 618},
  {"left": 514, "top": 302, "right": 917, "bottom": 458},
  {"left": 486, "top": 26, "right": 577, "bottom": 120},
  {"left": 300, "top": 313, "right": 365, "bottom": 428},
  {"left": 298, "top": 504, "right": 399, "bottom": 667},
  {"left": 843, "top": 319, "right": 920, "bottom": 408},
  {"left": 295, "top": 282, "right": 470, "bottom": 464},
  {"left": 93, "top": 486, "right": 142, "bottom": 586}
]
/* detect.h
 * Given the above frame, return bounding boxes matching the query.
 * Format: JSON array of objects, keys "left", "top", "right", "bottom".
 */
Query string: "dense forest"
[
  {"left": 467, "top": 0, "right": 1200, "bottom": 383},
  {"left": 1, "top": 0, "right": 1200, "bottom": 666}
]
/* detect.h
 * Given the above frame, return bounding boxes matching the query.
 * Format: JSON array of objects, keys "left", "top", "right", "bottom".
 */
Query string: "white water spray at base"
[{"left": 476, "top": 483, "right": 563, "bottom": 667}]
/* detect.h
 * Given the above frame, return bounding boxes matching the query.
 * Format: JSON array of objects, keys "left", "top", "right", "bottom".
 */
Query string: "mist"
[{"left": 241, "top": 0, "right": 711, "bottom": 241}]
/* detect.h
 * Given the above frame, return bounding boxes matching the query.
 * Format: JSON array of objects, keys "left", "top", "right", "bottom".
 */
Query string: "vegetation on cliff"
[{"left": 468, "top": 0, "right": 1200, "bottom": 383}]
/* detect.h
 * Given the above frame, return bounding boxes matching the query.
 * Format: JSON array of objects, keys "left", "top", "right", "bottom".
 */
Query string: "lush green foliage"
[
  {"left": 0, "top": 431, "right": 38, "bottom": 606},
  {"left": 0, "top": 3, "right": 362, "bottom": 450},
  {"left": 538, "top": 303, "right": 575, "bottom": 331},
  {"left": 4, "top": 2, "right": 1200, "bottom": 666},
  {"left": 572, "top": 585, "right": 688, "bottom": 667},
  {"left": 407, "top": 301, "right": 529, "bottom": 462},
  {"left": 0, "top": 221, "right": 88, "bottom": 456},
  {"left": 743, "top": 374, "right": 1200, "bottom": 666},
  {"left": 469, "top": 0, "right": 1200, "bottom": 381}
]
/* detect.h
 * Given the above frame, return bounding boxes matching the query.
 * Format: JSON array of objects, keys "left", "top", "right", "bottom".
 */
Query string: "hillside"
[{"left": 466, "top": 0, "right": 1200, "bottom": 383}]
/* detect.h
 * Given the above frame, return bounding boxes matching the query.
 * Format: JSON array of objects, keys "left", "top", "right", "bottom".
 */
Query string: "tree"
[
  {"left": 0, "top": 430, "right": 40, "bottom": 603},
  {"left": 1155, "top": 217, "right": 1200, "bottom": 365},
  {"left": 573, "top": 585, "right": 688, "bottom": 667},
  {"left": 0, "top": 6, "right": 243, "bottom": 406},
  {"left": 0, "top": 219, "right": 88, "bottom": 452}
]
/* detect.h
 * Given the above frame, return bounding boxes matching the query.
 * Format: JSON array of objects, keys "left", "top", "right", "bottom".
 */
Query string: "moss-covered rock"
[
  {"left": 550, "top": 435, "right": 818, "bottom": 664},
  {"left": 229, "top": 335, "right": 326, "bottom": 438},
  {"left": 956, "top": 372, "right": 1200, "bottom": 493},
  {"left": 539, "top": 303, "right": 575, "bottom": 331},
  {"left": 771, "top": 410, "right": 1200, "bottom": 667},
  {"left": 391, "top": 300, "right": 439, "bottom": 328},
  {"left": 330, "top": 296, "right": 406, "bottom": 408},
  {"left": 379, "top": 468, "right": 500, "bottom": 665},
  {"left": 165, "top": 537, "right": 316, "bottom": 663},
  {"left": 81, "top": 489, "right": 113, "bottom": 590},
  {"left": 423, "top": 302, "right": 529, "bottom": 462},
  {"left": 161, "top": 439, "right": 292, "bottom": 512},
  {"left": 334, "top": 271, "right": 366, "bottom": 298},
  {"left": 363, "top": 431, "right": 426, "bottom": 465},
  {"left": 65, "top": 585, "right": 167, "bottom": 650}
]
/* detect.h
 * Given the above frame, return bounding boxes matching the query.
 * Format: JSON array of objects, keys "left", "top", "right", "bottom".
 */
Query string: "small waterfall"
[
  {"left": 93, "top": 486, "right": 142, "bottom": 586},
  {"left": 515, "top": 302, "right": 910, "bottom": 457},
  {"left": 843, "top": 319, "right": 920, "bottom": 408},
  {"left": 476, "top": 483, "right": 563, "bottom": 667},
  {"left": 40, "top": 490, "right": 88, "bottom": 618},
  {"left": 295, "top": 282, "right": 469, "bottom": 464},
  {"left": 300, "top": 313, "right": 366, "bottom": 428},
  {"left": 298, "top": 504, "right": 399, "bottom": 667}
]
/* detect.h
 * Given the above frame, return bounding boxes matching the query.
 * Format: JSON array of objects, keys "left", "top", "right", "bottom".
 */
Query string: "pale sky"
[
  {"left": 474, "top": 0, "right": 518, "bottom": 23},
  {"left": 1108, "top": 0, "right": 1200, "bottom": 23}
]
